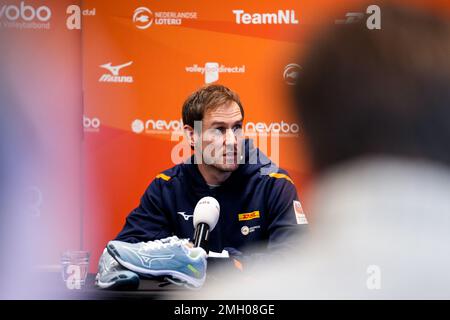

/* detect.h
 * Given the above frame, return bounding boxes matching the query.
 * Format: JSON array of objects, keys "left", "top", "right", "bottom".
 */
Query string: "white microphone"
[{"left": 193, "top": 196, "right": 220, "bottom": 253}]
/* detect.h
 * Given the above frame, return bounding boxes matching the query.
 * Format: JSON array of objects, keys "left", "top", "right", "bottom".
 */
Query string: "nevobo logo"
[
  {"left": 245, "top": 121, "right": 300, "bottom": 134},
  {"left": 83, "top": 116, "right": 100, "bottom": 132},
  {"left": 131, "top": 119, "right": 183, "bottom": 134},
  {"left": 0, "top": 1, "right": 51, "bottom": 22}
]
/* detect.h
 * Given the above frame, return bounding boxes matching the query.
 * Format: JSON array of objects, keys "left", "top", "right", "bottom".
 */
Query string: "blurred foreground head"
[{"left": 294, "top": 3, "right": 450, "bottom": 173}]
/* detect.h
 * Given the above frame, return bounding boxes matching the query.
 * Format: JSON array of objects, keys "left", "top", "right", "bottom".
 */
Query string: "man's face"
[{"left": 197, "top": 101, "right": 244, "bottom": 172}]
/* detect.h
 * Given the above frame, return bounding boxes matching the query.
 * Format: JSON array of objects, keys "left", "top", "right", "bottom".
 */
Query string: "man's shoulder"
[
  {"left": 152, "top": 162, "right": 185, "bottom": 185},
  {"left": 248, "top": 163, "right": 295, "bottom": 186},
  {"left": 265, "top": 167, "right": 295, "bottom": 185}
]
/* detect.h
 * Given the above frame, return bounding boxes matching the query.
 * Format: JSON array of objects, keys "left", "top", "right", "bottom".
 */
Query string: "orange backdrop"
[
  {"left": 6, "top": 0, "right": 447, "bottom": 272},
  {"left": 80, "top": 0, "right": 450, "bottom": 272}
]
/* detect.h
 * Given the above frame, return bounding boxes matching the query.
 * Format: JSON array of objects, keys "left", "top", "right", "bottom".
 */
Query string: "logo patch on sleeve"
[
  {"left": 238, "top": 210, "right": 260, "bottom": 221},
  {"left": 293, "top": 200, "right": 308, "bottom": 225}
]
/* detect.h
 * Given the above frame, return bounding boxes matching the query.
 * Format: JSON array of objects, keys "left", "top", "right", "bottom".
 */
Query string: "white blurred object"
[
  {"left": 208, "top": 250, "right": 229, "bottom": 258},
  {"left": 190, "top": 157, "right": 450, "bottom": 299}
]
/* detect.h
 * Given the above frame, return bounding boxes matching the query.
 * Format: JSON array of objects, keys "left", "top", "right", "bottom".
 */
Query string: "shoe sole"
[
  {"left": 95, "top": 274, "right": 140, "bottom": 290},
  {"left": 107, "top": 244, "right": 206, "bottom": 288}
]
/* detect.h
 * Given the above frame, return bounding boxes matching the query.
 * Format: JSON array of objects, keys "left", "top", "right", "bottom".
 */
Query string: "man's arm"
[
  {"left": 225, "top": 172, "right": 306, "bottom": 271},
  {"left": 115, "top": 177, "right": 173, "bottom": 243},
  {"left": 265, "top": 171, "right": 307, "bottom": 252}
]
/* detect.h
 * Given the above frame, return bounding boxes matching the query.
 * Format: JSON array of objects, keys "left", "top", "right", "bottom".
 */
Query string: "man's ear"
[{"left": 183, "top": 124, "right": 195, "bottom": 148}]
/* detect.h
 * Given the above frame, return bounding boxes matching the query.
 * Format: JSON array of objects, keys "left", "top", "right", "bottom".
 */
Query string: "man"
[
  {"left": 96, "top": 84, "right": 305, "bottom": 289},
  {"left": 193, "top": 4, "right": 450, "bottom": 299}
]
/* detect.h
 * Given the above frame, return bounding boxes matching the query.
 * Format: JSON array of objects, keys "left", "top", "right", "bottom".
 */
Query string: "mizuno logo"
[
  {"left": 177, "top": 212, "right": 193, "bottom": 221},
  {"left": 100, "top": 61, "right": 133, "bottom": 76},
  {"left": 123, "top": 246, "right": 174, "bottom": 268},
  {"left": 139, "top": 253, "right": 174, "bottom": 268}
]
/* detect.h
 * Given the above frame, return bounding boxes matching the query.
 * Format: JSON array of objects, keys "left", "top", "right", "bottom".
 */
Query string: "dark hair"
[
  {"left": 294, "top": 4, "right": 450, "bottom": 172},
  {"left": 182, "top": 84, "right": 244, "bottom": 128}
]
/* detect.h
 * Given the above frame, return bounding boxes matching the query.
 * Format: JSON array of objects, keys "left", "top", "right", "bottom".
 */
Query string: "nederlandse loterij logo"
[
  {"left": 283, "top": 63, "right": 301, "bottom": 85},
  {"left": 0, "top": 1, "right": 52, "bottom": 29},
  {"left": 185, "top": 62, "right": 246, "bottom": 84},
  {"left": 99, "top": 61, "right": 133, "bottom": 83},
  {"left": 335, "top": 5, "right": 381, "bottom": 30},
  {"left": 232, "top": 9, "right": 299, "bottom": 25},
  {"left": 133, "top": 7, "right": 153, "bottom": 29},
  {"left": 132, "top": 6, "right": 197, "bottom": 29}
]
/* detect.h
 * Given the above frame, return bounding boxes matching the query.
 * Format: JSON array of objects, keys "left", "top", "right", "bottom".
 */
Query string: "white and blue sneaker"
[
  {"left": 95, "top": 248, "right": 140, "bottom": 290},
  {"left": 107, "top": 236, "right": 207, "bottom": 288}
]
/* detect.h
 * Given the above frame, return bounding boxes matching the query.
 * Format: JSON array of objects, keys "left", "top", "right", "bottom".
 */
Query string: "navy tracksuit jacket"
[{"left": 115, "top": 139, "right": 305, "bottom": 254}]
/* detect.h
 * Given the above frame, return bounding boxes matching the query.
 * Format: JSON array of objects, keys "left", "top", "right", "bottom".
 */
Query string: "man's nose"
[{"left": 224, "top": 128, "right": 237, "bottom": 146}]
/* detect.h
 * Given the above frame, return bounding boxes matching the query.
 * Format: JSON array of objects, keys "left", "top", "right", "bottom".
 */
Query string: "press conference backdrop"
[{"left": 2, "top": 0, "right": 448, "bottom": 273}]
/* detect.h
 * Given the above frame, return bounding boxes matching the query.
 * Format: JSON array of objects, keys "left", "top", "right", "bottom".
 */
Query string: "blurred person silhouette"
[
  {"left": 0, "top": 41, "right": 67, "bottom": 299},
  {"left": 0, "top": 71, "right": 43, "bottom": 299},
  {"left": 189, "top": 3, "right": 450, "bottom": 299}
]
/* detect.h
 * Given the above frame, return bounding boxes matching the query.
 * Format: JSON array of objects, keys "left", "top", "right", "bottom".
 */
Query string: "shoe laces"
[{"left": 142, "top": 236, "right": 190, "bottom": 251}]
